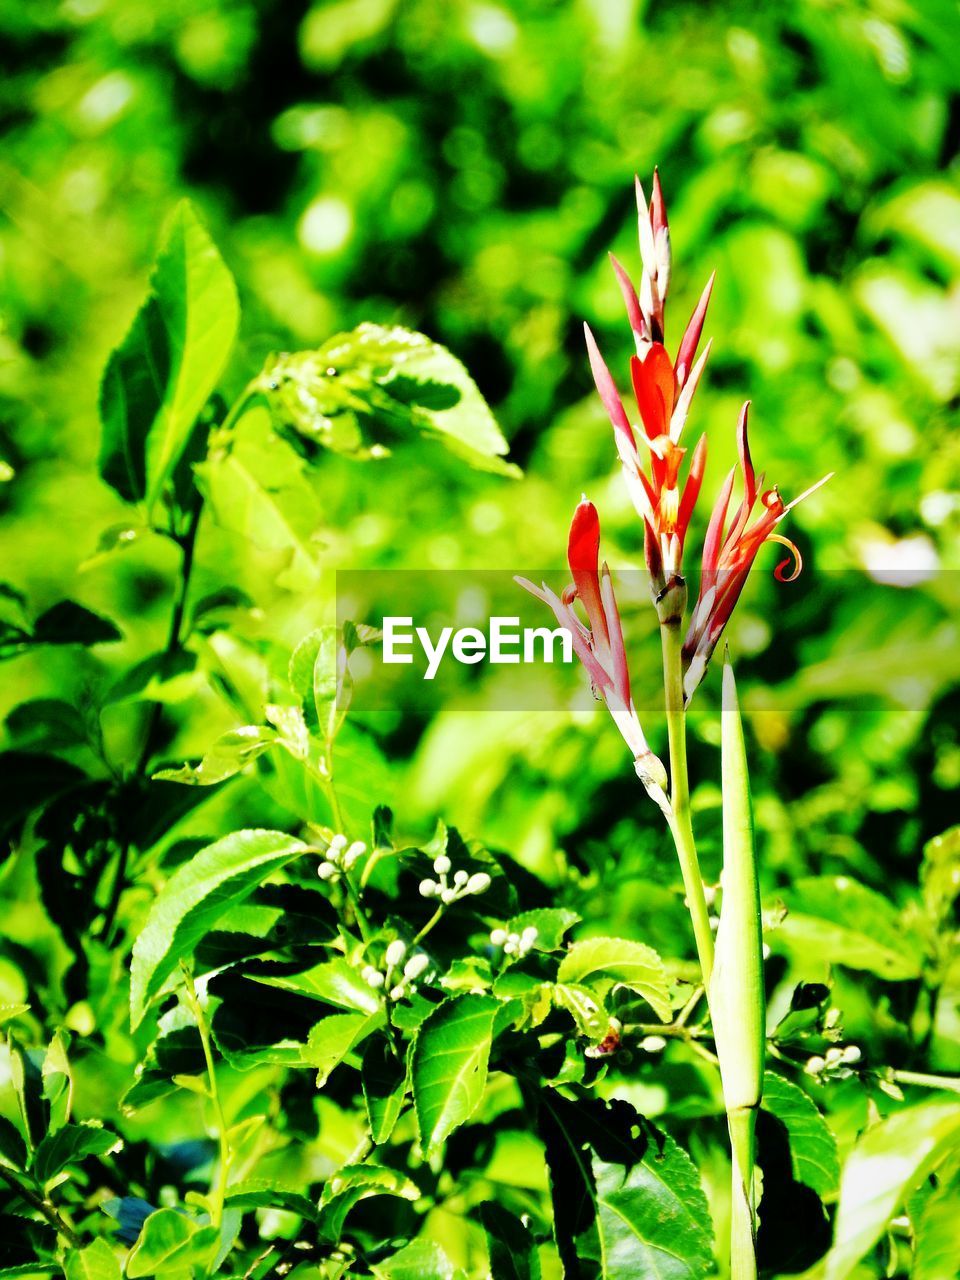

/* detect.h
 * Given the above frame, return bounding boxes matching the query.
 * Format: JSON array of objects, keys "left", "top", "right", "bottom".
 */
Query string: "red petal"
[
  {"left": 675, "top": 272, "right": 715, "bottom": 387},
  {"left": 584, "top": 324, "right": 636, "bottom": 461},
  {"left": 702, "top": 465, "right": 736, "bottom": 572},
  {"left": 567, "top": 499, "right": 610, "bottom": 653},
  {"left": 651, "top": 168, "right": 669, "bottom": 241},
  {"left": 609, "top": 254, "right": 647, "bottom": 345},
  {"left": 677, "top": 434, "right": 707, "bottom": 544}
]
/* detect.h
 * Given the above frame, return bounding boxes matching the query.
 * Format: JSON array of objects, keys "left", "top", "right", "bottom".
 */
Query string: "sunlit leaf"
[
  {"left": 762, "top": 1071, "right": 839, "bottom": 1197},
  {"left": 557, "top": 937, "right": 671, "bottom": 1022},
  {"left": 412, "top": 994, "right": 499, "bottom": 1155},
  {"left": 125, "top": 1208, "right": 219, "bottom": 1278}
]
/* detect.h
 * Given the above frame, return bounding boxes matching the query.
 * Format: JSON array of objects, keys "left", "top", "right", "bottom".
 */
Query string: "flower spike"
[{"left": 516, "top": 499, "right": 668, "bottom": 806}]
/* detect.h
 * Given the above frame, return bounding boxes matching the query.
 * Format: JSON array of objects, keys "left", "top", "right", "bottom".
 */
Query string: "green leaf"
[
  {"left": 261, "top": 324, "right": 519, "bottom": 476},
  {"left": 98, "top": 200, "right": 239, "bottom": 511},
  {"left": 31, "top": 601, "right": 122, "bottom": 647},
  {"left": 552, "top": 983, "right": 608, "bottom": 1039},
  {"left": 288, "top": 626, "right": 349, "bottom": 744},
  {"left": 130, "top": 828, "right": 309, "bottom": 1028},
  {"left": 41, "top": 1030, "right": 72, "bottom": 1132},
  {"left": 505, "top": 908, "right": 580, "bottom": 952},
  {"left": 412, "top": 994, "right": 499, "bottom": 1155},
  {"left": 0, "top": 1004, "right": 30, "bottom": 1028},
  {"left": 479, "top": 1202, "right": 542, "bottom": 1280},
  {"left": 125, "top": 1208, "right": 219, "bottom": 1278},
  {"left": 921, "top": 825, "right": 960, "bottom": 926},
  {"left": 362, "top": 1038, "right": 408, "bottom": 1144},
  {"left": 318, "top": 1163, "right": 420, "bottom": 1243},
  {"left": 153, "top": 726, "right": 279, "bottom": 786},
  {"left": 63, "top": 1240, "right": 121, "bottom": 1280},
  {"left": 912, "top": 1160, "right": 960, "bottom": 1280},
  {"left": 823, "top": 1100, "right": 960, "bottom": 1280},
  {"left": 761, "top": 1071, "right": 839, "bottom": 1197},
  {"left": 0, "top": 1116, "right": 27, "bottom": 1169},
  {"left": 539, "top": 1090, "right": 713, "bottom": 1279},
  {"left": 253, "top": 958, "right": 382, "bottom": 1013},
  {"left": 557, "top": 936, "right": 672, "bottom": 1022},
  {"left": 304, "top": 1011, "right": 385, "bottom": 1085},
  {"left": 31, "top": 1122, "right": 120, "bottom": 1184},
  {"left": 4, "top": 700, "right": 90, "bottom": 752},
  {"left": 223, "top": 1180, "right": 318, "bottom": 1220},
  {"left": 372, "top": 1238, "right": 461, "bottom": 1280},
  {"left": 771, "top": 876, "right": 923, "bottom": 980}
]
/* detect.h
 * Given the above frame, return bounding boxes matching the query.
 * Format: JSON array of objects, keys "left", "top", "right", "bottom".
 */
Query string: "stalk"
[
  {"left": 713, "top": 656, "right": 765, "bottom": 1280},
  {"left": 659, "top": 591, "right": 715, "bottom": 988},
  {"left": 183, "top": 969, "right": 231, "bottom": 1229}
]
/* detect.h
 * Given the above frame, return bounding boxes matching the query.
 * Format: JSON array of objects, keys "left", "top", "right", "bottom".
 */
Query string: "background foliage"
[{"left": 2, "top": 1, "right": 960, "bottom": 1277}]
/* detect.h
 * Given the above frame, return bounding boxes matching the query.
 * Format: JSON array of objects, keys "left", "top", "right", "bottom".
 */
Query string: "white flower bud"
[
  {"left": 404, "top": 953, "right": 430, "bottom": 981},
  {"left": 640, "top": 1035, "right": 667, "bottom": 1053},
  {"left": 389, "top": 985, "right": 405, "bottom": 1001},
  {"left": 433, "top": 854, "right": 452, "bottom": 875},
  {"left": 504, "top": 940, "right": 517, "bottom": 955},
  {"left": 384, "top": 940, "right": 407, "bottom": 970},
  {"left": 466, "top": 872, "right": 491, "bottom": 896},
  {"left": 520, "top": 926, "right": 539, "bottom": 946},
  {"left": 328, "top": 833, "right": 348, "bottom": 854},
  {"left": 317, "top": 861, "right": 338, "bottom": 881},
  {"left": 361, "top": 966, "right": 384, "bottom": 989},
  {"left": 453, "top": 869, "right": 469, "bottom": 887},
  {"left": 842, "top": 1044, "right": 861, "bottom": 1064},
  {"left": 419, "top": 879, "right": 438, "bottom": 898},
  {"left": 825, "top": 1047, "right": 844, "bottom": 1066},
  {"left": 805, "top": 1055, "right": 826, "bottom": 1076},
  {"left": 508, "top": 932, "right": 520, "bottom": 945},
  {"left": 490, "top": 928, "right": 507, "bottom": 946},
  {"left": 441, "top": 888, "right": 457, "bottom": 904},
  {"left": 342, "top": 841, "right": 366, "bottom": 869}
]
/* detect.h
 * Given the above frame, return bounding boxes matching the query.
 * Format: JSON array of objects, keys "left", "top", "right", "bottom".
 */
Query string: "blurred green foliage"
[{"left": 2, "top": 1, "right": 960, "bottom": 1276}]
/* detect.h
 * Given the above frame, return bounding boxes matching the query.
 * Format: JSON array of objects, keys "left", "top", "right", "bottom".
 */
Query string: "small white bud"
[
  {"left": 466, "top": 872, "right": 491, "bottom": 895},
  {"left": 825, "top": 1047, "right": 844, "bottom": 1066},
  {"left": 384, "top": 940, "right": 407, "bottom": 969},
  {"left": 805, "top": 1055, "right": 826, "bottom": 1076},
  {"left": 441, "top": 888, "right": 457, "bottom": 904},
  {"left": 317, "top": 861, "right": 338, "bottom": 881},
  {"left": 520, "top": 926, "right": 539, "bottom": 945},
  {"left": 453, "top": 869, "right": 469, "bottom": 887},
  {"left": 342, "top": 841, "right": 366, "bottom": 869},
  {"left": 508, "top": 932, "right": 520, "bottom": 945},
  {"left": 433, "top": 854, "right": 452, "bottom": 875},
  {"left": 328, "top": 833, "right": 348, "bottom": 853},
  {"left": 362, "top": 966, "right": 384, "bottom": 989},
  {"left": 762, "top": 943, "right": 771, "bottom": 960},
  {"left": 404, "top": 953, "right": 430, "bottom": 981},
  {"left": 389, "top": 985, "right": 405, "bottom": 1001},
  {"left": 490, "top": 928, "right": 508, "bottom": 946},
  {"left": 503, "top": 940, "right": 517, "bottom": 955},
  {"left": 842, "top": 1044, "right": 861, "bottom": 1064},
  {"left": 640, "top": 1035, "right": 667, "bottom": 1053},
  {"left": 419, "top": 879, "right": 438, "bottom": 898},
  {"left": 709, "top": 914, "right": 720, "bottom": 930}
]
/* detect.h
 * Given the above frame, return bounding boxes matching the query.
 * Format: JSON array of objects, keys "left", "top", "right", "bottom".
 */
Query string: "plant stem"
[
  {"left": 0, "top": 1166, "right": 81, "bottom": 1248},
  {"left": 891, "top": 1068, "right": 960, "bottom": 1095},
  {"left": 413, "top": 903, "right": 446, "bottom": 946},
  {"left": 183, "top": 970, "right": 231, "bottom": 1229},
  {"left": 660, "top": 616, "right": 715, "bottom": 989}
]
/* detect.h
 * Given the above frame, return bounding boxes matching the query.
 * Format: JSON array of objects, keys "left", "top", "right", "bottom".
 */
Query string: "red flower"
[
  {"left": 516, "top": 499, "right": 667, "bottom": 798},
  {"left": 584, "top": 172, "right": 715, "bottom": 586},
  {"left": 682, "top": 402, "right": 833, "bottom": 702}
]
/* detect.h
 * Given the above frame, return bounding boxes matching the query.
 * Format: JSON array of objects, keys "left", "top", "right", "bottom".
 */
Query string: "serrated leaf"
[
  {"left": 318, "top": 1164, "right": 420, "bottom": 1243},
  {"left": 0, "top": 1115, "right": 27, "bottom": 1169},
  {"left": 304, "top": 1011, "right": 385, "bottom": 1085},
  {"left": 261, "top": 324, "right": 518, "bottom": 475},
  {"left": 539, "top": 1090, "right": 713, "bottom": 1279},
  {"left": 41, "top": 1030, "right": 72, "bottom": 1132},
  {"left": 552, "top": 983, "right": 608, "bottom": 1039},
  {"left": 28, "top": 602, "right": 121, "bottom": 648},
  {"left": 412, "top": 994, "right": 499, "bottom": 1155},
  {"left": 823, "top": 1100, "right": 960, "bottom": 1280},
  {"left": 31, "top": 1122, "right": 120, "bottom": 1184},
  {"left": 4, "top": 699, "right": 89, "bottom": 752},
  {"left": 557, "top": 937, "right": 671, "bottom": 1022},
  {"left": 153, "top": 725, "right": 279, "bottom": 786},
  {"left": 125, "top": 1208, "right": 219, "bottom": 1277},
  {"left": 761, "top": 1071, "right": 839, "bottom": 1197},
  {"left": 479, "top": 1202, "right": 541, "bottom": 1280},
  {"left": 771, "top": 876, "right": 923, "bottom": 980},
  {"left": 911, "top": 1160, "right": 960, "bottom": 1280},
  {"left": 63, "top": 1240, "right": 121, "bottom": 1280},
  {"left": 99, "top": 200, "right": 239, "bottom": 512},
  {"left": 362, "top": 1038, "right": 408, "bottom": 1145},
  {"left": 130, "top": 829, "right": 309, "bottom": 1028}
]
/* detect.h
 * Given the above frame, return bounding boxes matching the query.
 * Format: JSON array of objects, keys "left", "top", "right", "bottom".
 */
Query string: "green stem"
[
  {"left": 413, "top": 903, "right": 446, "bottom": 946},
  {"left": 183, "top": 970, "right": 231, "bottom": 1229},
  {"left": 342, "top": 872, "right": 372, "bottom": 945},
  {"left": 660, "top": 617, "right": 715, "bottom": 989},
  {"left": 727, "top": 1107, "right": 759, "bottom": 1280},
  {"left": 0, "top": 1166, "right": 81, "bottom": 1248},
  {"left": 891, "top": 1068, "right": 960, "bottom": 1095}
]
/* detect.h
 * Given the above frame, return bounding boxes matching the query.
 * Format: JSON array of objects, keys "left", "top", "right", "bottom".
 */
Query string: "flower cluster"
[
  {"left": 418, "top": 852, "right": 491, "bottom": 903},
  {"left": 490, "top": 923, "right": 539, "bottom": 959},
  {"left": 519, "top": 171, "right": 831, "bottom": 798},
  {"left": 362, "top": 938, "right": 432, "bottom": 1002},
  {"left": 317, "top": 832, "right": 367, "bottom": 881}
]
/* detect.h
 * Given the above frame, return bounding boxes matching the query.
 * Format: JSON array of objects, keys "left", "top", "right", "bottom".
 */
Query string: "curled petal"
[
  {"left": 702, "top": 466, "right": 736, "bottom": 572},
  {"left": 567, "top": 499, "right": 610, "bottom": 654},
  {"left": 670, "top": 337, "right": 712, "bottom": 443},
  {"left": 770, "top": 534, "right": 802, "bottom": 583},
  {"left": 737, "top": 401, "right": 757, "bottom": 511}
]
